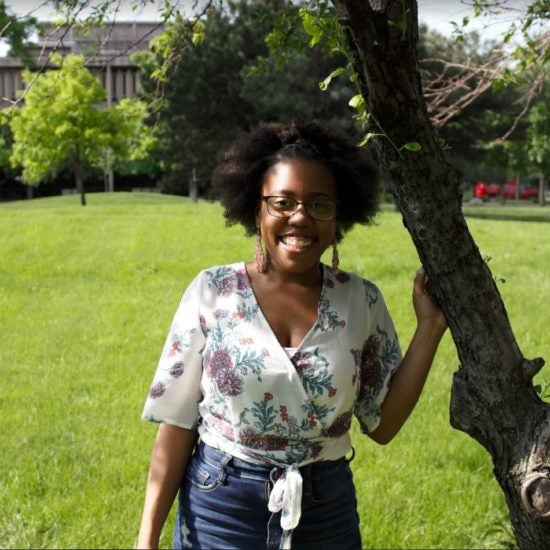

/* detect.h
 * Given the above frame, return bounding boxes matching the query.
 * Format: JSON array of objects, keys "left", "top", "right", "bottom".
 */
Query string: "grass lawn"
[{"left": 1, "top": 192, "right": 548, "bottom": 549}]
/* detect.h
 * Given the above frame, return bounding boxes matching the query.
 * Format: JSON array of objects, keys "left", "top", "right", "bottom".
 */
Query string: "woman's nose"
[{"left": 288, "top": 203, "right": 312, "bottom": 224}]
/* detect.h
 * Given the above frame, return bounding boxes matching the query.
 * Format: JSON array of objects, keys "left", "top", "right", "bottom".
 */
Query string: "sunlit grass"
[
  {"left": 461, "top": 202, "right": 550, "bottom": 223},
  {"left": 1, "top": 192, "right": 547, "bottom": 548}
]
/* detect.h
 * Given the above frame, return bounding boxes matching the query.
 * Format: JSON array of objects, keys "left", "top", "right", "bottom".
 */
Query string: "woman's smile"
[{"left": 279, "top": 234, "right": 317, "bottom": 251}]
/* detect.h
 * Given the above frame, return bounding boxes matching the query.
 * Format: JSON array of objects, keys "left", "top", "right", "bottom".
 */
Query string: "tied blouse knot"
[{"left": 142, "top": 262, "right": 402, "bottom": 545}]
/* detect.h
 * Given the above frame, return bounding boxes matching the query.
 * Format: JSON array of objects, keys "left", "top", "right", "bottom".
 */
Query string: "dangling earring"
[
  {"left": 255, "top": 231, "right": 267, "bottom": 273},
  {"left": 331, "top": 239, "right": 340, "bottom": 276}
]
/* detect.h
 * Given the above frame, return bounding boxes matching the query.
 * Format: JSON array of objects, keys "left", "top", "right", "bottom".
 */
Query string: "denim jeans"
[{"left": 173, "top": 441, "right": 361, "bottom": 550}]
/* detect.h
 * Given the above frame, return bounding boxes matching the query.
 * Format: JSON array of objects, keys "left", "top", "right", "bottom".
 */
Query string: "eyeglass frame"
[{"left": 261, "top": 195, "right": 337, "bottom": 221}]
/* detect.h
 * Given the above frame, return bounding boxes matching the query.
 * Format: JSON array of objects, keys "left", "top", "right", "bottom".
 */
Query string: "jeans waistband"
[{"left": 196, "top": 440, "right": 353, "bottom": 481}]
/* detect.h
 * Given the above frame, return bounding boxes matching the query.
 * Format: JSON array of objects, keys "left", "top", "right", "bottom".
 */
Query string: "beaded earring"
[
  {"left": 255, "top": 231, "right": 267, "bottom": 273},
  {"left": 331, "top": 239, "right": 340, "bottom": 275}
]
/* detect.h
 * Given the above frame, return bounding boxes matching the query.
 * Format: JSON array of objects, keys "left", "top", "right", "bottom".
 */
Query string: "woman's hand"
[{"left": 412, "top": 267, "right": 447, "bottom": 333}]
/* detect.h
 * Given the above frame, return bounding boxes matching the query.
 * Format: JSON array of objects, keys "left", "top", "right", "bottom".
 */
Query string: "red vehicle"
[{"left": 474, "top": 180, "right": 538, "bottom": 201}]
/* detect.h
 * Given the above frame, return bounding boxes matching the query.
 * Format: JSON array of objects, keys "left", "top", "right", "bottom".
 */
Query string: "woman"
[{"left": 137, "top": 121, "right": 447, "bottom": 549}]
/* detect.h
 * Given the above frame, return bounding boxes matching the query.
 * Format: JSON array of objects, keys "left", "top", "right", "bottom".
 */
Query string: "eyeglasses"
[{"left": 261, "top": 195, "right": 337, "bottom": 221}]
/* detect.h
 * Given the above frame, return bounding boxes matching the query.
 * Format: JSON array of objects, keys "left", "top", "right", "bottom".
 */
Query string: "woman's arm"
[
  {"left": 368, "top": 268, "right": 447, "bottom": 445},
  {"left": 137, "top": 424, "right": 198, "bottom": 549}
]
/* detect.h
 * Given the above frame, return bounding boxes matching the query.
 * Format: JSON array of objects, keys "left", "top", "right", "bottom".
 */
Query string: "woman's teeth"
[{"left": 280, "top": 236, "right": 314, "bottom": 249}]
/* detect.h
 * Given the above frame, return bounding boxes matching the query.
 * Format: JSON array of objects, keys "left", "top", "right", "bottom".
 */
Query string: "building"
[{"left": 0, "top": 21, "right": 164, "bottom": 108}]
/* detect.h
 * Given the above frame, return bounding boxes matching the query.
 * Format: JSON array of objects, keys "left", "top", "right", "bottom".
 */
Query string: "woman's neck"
[{"left": 247, "top": 261, "right": 323, "bottom": 288}]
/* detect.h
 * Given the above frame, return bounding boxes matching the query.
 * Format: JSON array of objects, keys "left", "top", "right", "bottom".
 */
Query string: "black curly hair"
[{"left": 212, "top": 121, "right": 380, "bottom": 242}]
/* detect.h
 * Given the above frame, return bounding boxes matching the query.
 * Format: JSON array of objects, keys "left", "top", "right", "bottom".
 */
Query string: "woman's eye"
[
  {"left": 273, "top": 198, "right": 294, "bottom": 209},
  {"left": 310, "top": 201, "right": 331, "bottom": 213}
]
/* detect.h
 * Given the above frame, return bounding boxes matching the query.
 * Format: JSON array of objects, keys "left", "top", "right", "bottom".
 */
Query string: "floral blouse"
[{"left": 142, "top": 262, "right": 402, "bottom": 467}]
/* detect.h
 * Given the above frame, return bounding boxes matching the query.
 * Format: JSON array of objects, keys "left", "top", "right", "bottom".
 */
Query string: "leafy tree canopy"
[
  {"left": 8, "top": 54, "right": 150, "bottom": 204},
  {"left": 134, "top": 0, "right": 358, "bottom": 196}
]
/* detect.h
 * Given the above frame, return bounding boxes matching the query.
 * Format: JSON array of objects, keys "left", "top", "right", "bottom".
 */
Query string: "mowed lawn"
[{"left": 1, "top": 192, "right": 548, "bottom": 549}]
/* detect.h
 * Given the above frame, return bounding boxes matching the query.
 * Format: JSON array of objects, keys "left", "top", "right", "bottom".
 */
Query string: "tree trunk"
[
  {"left": 499, "top": 182, "right": 506, "bottom": 205},
  {"left": 74, "top": 157, "right": 86, "bottom": 207},
  {"left": 331, "top": 0, "right": 550, "bottom": 547},
  {"left": 539, "top": 170, "right": 546, "bottom": 207},
  {"left": 190, "top": 167, "right": 199, "bottom": 203}
]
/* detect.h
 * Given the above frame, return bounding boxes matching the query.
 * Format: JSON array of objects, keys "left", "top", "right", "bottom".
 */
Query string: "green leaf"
[
  {"left": 402, "top": 141, "right": 422, "bottom": 152},
  {"left": 503, "top": 29, "right": 515, "bottom": 44},
  {"left": 348, "top": 94, "right": 364, "bottom": 110},
  {"left": 358, "top": 132, "right": 382, "bottom": 147},
  {"left": 492, "top": 79, "right": 504, "bottom": 93},
  {"left": 191, "top": 22, "right": 206, "bottom": 46},
  {"left": 300, "top": 10, "right": 323, "bottom": 47},
  {"left": 319, "top": 66, "right": 345, "bottom": 91}
]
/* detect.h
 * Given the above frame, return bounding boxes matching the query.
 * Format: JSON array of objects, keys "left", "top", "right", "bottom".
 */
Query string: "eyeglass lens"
[{"left": 265, "top": 196, "right": 335, "bottom": 220}]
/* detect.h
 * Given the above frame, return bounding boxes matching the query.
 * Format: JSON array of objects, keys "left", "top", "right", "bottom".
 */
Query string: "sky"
[
  {"left": 0, "top": 0, "right": 535, "bottom": 54},
  {"left": 417, "top": 0, "right": 532, "bottom": 38}
]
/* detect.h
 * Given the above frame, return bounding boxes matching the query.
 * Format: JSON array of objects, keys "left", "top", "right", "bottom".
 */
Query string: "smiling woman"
[{"left": 137, "top": 121, "right": 448, "bottom": 550}]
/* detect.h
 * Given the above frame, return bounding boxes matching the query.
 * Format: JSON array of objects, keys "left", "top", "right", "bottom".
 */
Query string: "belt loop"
[{"left": 219, "top": 450, "right": 232, "bottom": 483}]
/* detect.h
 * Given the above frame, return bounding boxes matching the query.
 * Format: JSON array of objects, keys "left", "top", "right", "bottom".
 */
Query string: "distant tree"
[
  {"left": 142, "top": 1, "right": 259, "bottom": 197},
  {"left": 135, "top": 0, "right": 356, "bottom": 197},
  {"left": 106, "top": 98, "right": 162, "bottom": 181},
  {"left": 8, "top": 55, "right": 149, "bottom": 205},
  {"left": 0, "top": 113, "right": 11, "bottom": 170},
  {"left": 0, "top": 0, "right": 38, "bottom": 70},
  {"left": 9, "top": 55, "right": 109, "bottom": 205},
  {"left": 465, "top": 68, "right": 549, "bottom": 202},
  {"left": 525, "top": 87, "right": 550, "bottom": 205},
  {"left": 241, "top": 1, "right": 357, "bottom": 133},
  {"left": 418, "top": 26, "right": 525, "bottom": 186}
]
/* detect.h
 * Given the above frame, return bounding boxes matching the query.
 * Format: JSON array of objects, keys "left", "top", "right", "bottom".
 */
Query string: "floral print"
[
  {"left": 148, "top": 381, "right": 166, "bottom": 399},
  {"left": 142, "top": 262, "right": 401, "bottom": 465},
  {"left": 290, "top": 349, "right": 337, "bottom": 397}
]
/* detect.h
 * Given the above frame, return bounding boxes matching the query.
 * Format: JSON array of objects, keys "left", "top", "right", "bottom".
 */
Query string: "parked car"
[
  {"left": 474, "top": 180, "right": 538, "bottom": 201},
  {"left": 474, "top": 181, "right": 499, "bottom": 199}
]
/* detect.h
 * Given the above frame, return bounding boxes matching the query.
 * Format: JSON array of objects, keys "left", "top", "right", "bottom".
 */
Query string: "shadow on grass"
[
  {"left": 462, "top": 204, "right": 550, "bottom": 223},
  {"left": 380, "top": 201, "right": 550, "bottom": 223}
]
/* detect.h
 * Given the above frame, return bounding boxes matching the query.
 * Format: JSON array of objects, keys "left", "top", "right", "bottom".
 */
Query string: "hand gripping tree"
[{"left": 327, "top": 0, "right": 549, "bottom": 547}]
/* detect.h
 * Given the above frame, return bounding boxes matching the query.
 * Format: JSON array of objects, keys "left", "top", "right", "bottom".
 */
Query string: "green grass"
[
  {"left": 461, "top": 202, "right": 550, "bottom": 223},
  {"left": 1, "top": 192, "right": 548, "bottom": 549}
]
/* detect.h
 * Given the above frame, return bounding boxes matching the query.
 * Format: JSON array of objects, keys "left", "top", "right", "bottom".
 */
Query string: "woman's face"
[{"left": 256, "top": 158, "right": 337, "bottom": 277}]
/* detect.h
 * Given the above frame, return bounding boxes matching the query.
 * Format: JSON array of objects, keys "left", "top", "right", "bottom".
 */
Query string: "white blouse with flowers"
[{"left": 142, "top": 262, "right": 402, "bottom": 538}]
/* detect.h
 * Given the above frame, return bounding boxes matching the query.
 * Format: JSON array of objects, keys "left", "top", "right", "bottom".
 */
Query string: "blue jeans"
[{"left": 173, "top": 441, "right": 361, "bottom": 549}]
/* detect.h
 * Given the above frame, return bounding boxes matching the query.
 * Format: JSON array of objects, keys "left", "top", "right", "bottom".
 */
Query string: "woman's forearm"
[
  {"left": 369, "top": 321, "right": 446, "bottom": 445},
  {"left": 137, "top": 424, "right": 198, "bottom": 549}
]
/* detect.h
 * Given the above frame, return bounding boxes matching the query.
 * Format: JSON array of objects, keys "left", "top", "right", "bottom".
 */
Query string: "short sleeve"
[
  {"left": 353, "top": 289, "right": 402, "bottom": 434},
  {"left": 141, "top": 272, "right": 206, "bottom": 429}
]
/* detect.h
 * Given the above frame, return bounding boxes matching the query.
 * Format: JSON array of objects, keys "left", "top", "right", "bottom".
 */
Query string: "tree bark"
[
  {"left": 74, "top": 156, "right": 86, "bottom": 207},
  {"left": 190, "top": 167, "right": 199, "bottom": 203},
  {"left": 330, "top": 0, "right": 550, "bottom": 547}
]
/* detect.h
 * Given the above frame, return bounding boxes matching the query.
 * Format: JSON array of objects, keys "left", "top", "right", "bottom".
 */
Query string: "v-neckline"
[{"left": 242, "top": 261, "right": 328, "bottom": 354}]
